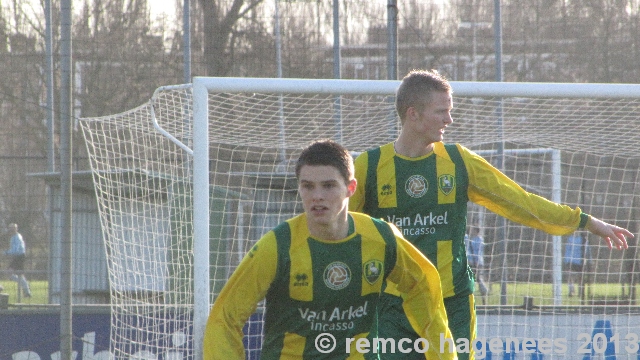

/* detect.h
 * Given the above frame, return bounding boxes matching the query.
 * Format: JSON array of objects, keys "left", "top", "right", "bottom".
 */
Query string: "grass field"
[
  {"left": 0, "top": 280, "right": 635, "bottom": 307},
  {"left": 477, "top": 282, "right": 636, "bottom": 306},
  {"left": 0, "top": 280, "right": 48, "bottom": 305}
]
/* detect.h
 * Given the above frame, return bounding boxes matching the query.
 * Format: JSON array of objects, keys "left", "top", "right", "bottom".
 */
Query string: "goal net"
[{"left": 79, "top": 78, "right": 640, "bottom": 359}]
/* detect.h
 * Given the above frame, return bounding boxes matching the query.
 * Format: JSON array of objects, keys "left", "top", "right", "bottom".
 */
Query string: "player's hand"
[{"left": 586, "top": 216, "right": 632, "bottom": 250}]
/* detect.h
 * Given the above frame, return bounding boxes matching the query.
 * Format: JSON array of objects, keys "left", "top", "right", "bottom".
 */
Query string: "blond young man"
[{"left": 350, "top": 69, "right": 632, "bottom": 360}]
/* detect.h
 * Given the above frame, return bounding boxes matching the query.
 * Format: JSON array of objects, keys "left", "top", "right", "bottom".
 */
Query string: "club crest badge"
[
  {"left": 405, "top": 175, "right": 428, "bottom": 198},
  {"left": 438, "top": 174, "right": 455, "bottom": 195},
  {"left": 363, "top": 260, "right": 383, "bottom": 285},
  {"left": 323, "top": 261, "right": 351, "bottom": 290}
]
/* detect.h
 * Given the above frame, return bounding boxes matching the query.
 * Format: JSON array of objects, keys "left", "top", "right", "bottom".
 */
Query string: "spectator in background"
[
  {"left": 466, "top": 226, "right": 488, "bottom": 301},
  {"left": 563, "top": 232, "right": 590, "bottom": 298},
  {"left": 5, "top": 223, "right": 31, "bottom": 298}
]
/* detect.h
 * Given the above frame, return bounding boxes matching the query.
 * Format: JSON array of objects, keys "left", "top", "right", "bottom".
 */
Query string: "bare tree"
[
  {"left": 568, "top": 0, "right": 640, "bottom": 82},
  {"left": 277, "top": 0, "right": 332, "bottom": 78},
  {"left": 196, "top": 0, "right": 266, "bottom": 76},
  {"left": 73, "top": 0, "right": 183, "bottom": 117},
  {"left": 495, "top": 0, "right": 640, "bottom": 83},
  {"left": 0, "top": 0, "right": 50, "bottom": 276}
]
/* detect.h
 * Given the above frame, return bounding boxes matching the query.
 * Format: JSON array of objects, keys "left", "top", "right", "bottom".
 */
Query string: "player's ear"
[
  {"left": 406, "top": 106, "right": 418, "bottom": 122},
  {"left": 346, "top": 178, "right": 357, "bottom": 197}
]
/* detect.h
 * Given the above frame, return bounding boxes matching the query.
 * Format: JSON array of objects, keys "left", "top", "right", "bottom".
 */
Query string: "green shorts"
[
  {"left": 372, "top": 293, "right": 477, "bottom": 360},
  {"left": 443, "top": 293, "right": 477, "bottom": 360}
]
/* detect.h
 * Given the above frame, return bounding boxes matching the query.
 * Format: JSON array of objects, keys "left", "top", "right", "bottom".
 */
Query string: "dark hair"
[
  {"left": 295, "top": 139, "right": 354, "bottom": 184},
  {"left": 396, "top": 69, "right": 452, "bottom": 122}
]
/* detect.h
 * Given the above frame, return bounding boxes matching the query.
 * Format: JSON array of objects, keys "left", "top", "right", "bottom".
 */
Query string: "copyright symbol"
[{"left": 315, "top": 332, "right": 336, "bottom": 354}]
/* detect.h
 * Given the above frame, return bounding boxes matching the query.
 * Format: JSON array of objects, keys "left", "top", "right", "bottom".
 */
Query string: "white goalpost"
[{"left": 80, "top": 77, "right": 640, "bottom": 360}]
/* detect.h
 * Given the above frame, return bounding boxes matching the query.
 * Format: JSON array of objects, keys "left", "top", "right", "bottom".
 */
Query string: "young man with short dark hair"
[{"left": 204, "top": 139, "right": 455, "bottom": 359}]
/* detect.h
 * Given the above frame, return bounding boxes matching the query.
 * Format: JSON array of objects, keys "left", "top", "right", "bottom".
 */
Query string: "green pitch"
[
  {"left": 0, "top": 280, "right": 634, "bottom": 308},
  {"left": 0, "top": 280, "right": 48, "bottom": 305},
  {"left": 476, "top": 282, "right": 636, "bottom": 306}
]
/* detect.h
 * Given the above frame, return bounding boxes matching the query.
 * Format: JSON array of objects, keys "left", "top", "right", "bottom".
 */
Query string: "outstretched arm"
[
  {"left": 585, "top": 216, "right": 633, "bottom": 250},
  {"left": 461, "top": 144, "right": 634, "bottom": 249}
]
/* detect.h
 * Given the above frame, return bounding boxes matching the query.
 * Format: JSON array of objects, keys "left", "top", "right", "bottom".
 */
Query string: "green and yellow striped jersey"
[
  {"left": 350, "top": 142, "right": 584, "bottom": 298},
  {"left": 204, "top": 211, "right": 454, "bottom": 360}
]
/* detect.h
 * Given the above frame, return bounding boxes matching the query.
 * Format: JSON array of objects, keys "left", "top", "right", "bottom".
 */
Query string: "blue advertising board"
[
  {"left": 0, "top": 307, "right": 194, "bottom": 360},
  {"left": 0, "top": 308, "right": 255, "bottom": 360},
  {"left": 0, "top": 309, "right": 110, "bottom": 360}
]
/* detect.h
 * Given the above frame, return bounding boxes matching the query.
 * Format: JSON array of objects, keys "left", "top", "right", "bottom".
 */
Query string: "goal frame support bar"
[
  {"left": 195, "top": 77, "right": 640, "bottom": 97},
  {"left": 191, "top": 77, "right": 640, "bottom": 359}
]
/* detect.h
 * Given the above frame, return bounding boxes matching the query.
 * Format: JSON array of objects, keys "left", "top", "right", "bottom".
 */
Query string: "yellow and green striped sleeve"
[
  {"left": 387, "top": 225, "right": 457, "bottom": 360},
  {"left": 203, "top": 232, "right": 278, "bottom": 360},
  {"left": 460, "top": 144, "right": 582, "bottom": 235}
]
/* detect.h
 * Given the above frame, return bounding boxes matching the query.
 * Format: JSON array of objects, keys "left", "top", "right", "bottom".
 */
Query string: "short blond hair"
[{"left": 396, "top": 69, "right": 452, "bottom": 123}]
